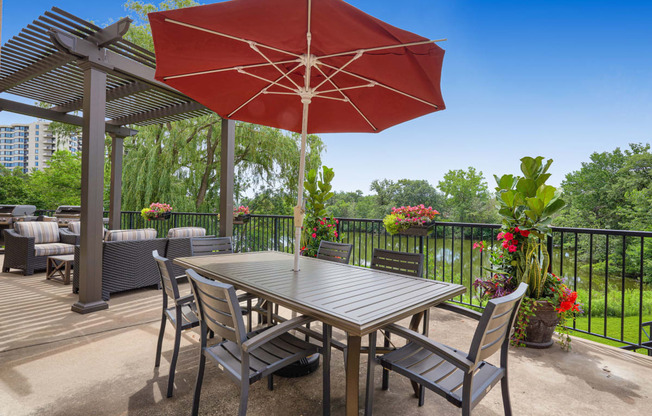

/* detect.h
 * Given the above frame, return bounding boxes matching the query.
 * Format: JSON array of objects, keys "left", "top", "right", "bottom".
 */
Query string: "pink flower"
[
  {"left": 508, "top": 244, "right": 517, "bottom": 253},
  {"left": 497, "top": 232, "right": 504, "bottom": 240},
  {"left": 503, "top": 232, "right": 514, "bottom": 241},
  {"left": 334, "top": 232, "right": 338, "bottom": 238},
  {"left": 313, "top": 227, "right": 317, "bottom": 231},
  {"left": 502, "top": 240, "right": 510, "bottom": 249},
  {"left": 335, "top": 219, "right": 339, "bottom": 224},
  {"left": 320, "top": 221, "right": 324, "bottom": 225},
  {"left": 311, "top": 233, "right": 317, "bottom": 238}
]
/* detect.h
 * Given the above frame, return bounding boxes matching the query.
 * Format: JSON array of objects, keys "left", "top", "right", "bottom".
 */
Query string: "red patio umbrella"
[{"left": 149, "top": 0, "right": 446, "bottom": 270}]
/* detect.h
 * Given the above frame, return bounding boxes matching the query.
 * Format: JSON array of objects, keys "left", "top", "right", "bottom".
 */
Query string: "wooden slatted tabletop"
[{"left": 175, "top": 251, "right": 466, "bottom": 416}]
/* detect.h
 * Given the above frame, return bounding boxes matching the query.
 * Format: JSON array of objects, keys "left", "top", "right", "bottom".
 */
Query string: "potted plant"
[
  {"left": 473, "top": 156, "right": 582, "bottom": 350},
  {"left": 141, "top": 202, "right": 172, "bottom": 221},
  {"left": 301, "top": 166, "right": 338, "bottom": 257},
  {"left": 382, "top": 205, "right": 440, "bottom": 236},
  {"left": 233, "top": 206, "right": 251, "bottom": 224}
]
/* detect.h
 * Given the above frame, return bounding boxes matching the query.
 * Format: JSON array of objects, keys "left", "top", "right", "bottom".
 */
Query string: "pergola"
[{"left": 0, "top": 8, "right": 237, "bottom": 313}]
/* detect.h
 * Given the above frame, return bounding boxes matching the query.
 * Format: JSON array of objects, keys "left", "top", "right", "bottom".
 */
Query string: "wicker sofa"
[
  {"left": 73, "top": 228, "right": 167, "bottom": 301},
  {"left": 3, "top": 222, "right": 77, "bottom": 275},
  {"left": 164, "top": 227, "right": 209, "bottom": 277}
]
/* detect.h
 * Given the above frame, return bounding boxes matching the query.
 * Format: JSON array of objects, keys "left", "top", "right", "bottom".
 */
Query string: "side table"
[{"left": 46, "top": 254, "right": 74, "bottom": 285}]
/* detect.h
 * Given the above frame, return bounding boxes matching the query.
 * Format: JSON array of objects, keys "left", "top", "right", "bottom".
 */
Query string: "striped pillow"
[
  {"left": 104, "top": 228, "right": 157, "bottom": 242},
  {"left": 15, "top": 221, "right": 60, "bottom": 244},
  {"left": 167, "top": 227, "right": 207, "bottom": 238},
  {"left": 68, "top": 221, "right": 81, "bottom": 234}
]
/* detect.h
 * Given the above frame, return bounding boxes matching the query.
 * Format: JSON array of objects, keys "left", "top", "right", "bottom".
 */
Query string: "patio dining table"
[{"left": 174, "top": 251, "right": 466, "bottom": 416}]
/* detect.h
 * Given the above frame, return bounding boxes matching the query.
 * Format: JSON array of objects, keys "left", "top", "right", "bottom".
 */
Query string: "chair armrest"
[
  {"left": 177, "top": 293, "right": 194, "bottom": 305},
  {"left": 642, "top": 321, "right": 652, "bottom": 328},
  {"left": 384, "top": 323, "right": 475, "bottom": 372},
  {"left": 436, "top": 302, "right": 482, "bottom": 321},
  {"left": 59, "top": 231, "right": 80, "bottom": 245},
  {"left": 242, "top": 315, "right": 315, "bottom": 353},
  {"left": 3, "top": 229, "right": 33, "bottom": 255}
]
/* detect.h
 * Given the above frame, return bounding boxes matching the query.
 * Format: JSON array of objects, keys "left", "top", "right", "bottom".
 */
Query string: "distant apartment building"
[{"left": 0, "top": 121, "right": 81, "bottom": 173}]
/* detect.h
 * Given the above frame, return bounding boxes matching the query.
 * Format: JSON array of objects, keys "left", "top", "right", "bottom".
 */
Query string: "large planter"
[
  {"left": 397, "top": 221, "right": 435, "bottom": 236},
  {"left": 523, "top": 300, "right": 560, "bottom": 349}
]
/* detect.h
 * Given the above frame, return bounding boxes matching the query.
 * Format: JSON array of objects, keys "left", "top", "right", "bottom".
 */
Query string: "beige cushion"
[
  {"left": 68, "top": 221, "right": 81, "bottom": 234},
  {"left": 35, "top": 243, "right": 74, "bottom": 257},
  {"left": 167, "top": 227, "right": 206, "bottom": 238},
  {"left": 104, "top": 228, "right": 157, "bottom": 242},
  {"left": 14, "top": 221, "right": 60, "bottom": 244}
]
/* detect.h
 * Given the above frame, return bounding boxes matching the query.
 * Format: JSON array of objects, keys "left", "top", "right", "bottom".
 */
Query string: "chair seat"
[
  {"left": 205, "top": 328, "right": 319, "bottom": 384},
  {"left": 378, "top": 342, "right": 504, "bottom": 408},
  {"left": 34, "top": 243, "right": 75, "bottom": 257},
  {"left": 164, "top": 303, "right": 200, "bottom": 330}
]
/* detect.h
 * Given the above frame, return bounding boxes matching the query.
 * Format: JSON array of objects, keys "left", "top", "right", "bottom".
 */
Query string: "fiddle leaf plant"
[
  {"left": 493, "top": 156, "right": 565, "bottom": 298},
  {"left": 301, "top": 166, "right": 337, "bottom": 257}
]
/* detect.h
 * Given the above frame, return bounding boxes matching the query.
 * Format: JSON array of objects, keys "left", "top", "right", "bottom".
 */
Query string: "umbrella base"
[{"left": 274, "top": 353, "right": 320, "bottom": 378}]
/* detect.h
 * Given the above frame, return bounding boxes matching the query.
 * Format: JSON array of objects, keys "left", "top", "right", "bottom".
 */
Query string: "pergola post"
[
  {"left": 219, "top": 118, "right": 235, "bottom": 237},
  {"left": 109, "top": 134, "right": 124, "bottom": 230},
  {"left": 71, "top": 61, "right": 109, "bottom": 314}
]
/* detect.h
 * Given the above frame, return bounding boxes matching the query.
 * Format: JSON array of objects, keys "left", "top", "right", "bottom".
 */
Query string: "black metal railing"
[{"left": 30, "top": 210, "right": 652, "bottom": 352}]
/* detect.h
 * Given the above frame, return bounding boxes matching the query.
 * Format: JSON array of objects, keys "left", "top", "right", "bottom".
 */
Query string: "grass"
[{"left": 566, "top": 314, "right": 651, "bottom": 353}]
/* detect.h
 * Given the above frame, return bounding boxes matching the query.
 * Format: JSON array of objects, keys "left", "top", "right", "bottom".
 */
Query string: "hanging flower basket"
[
  {"left": 149, "top": 211, "right": 172, "bottom": 221},
  {"left": 141, "top": 203, "right": 173, "bottom": 221},
  {"left": 233, "top": 214, "right": 251, "bottom": 225},
  {"left": 397, "top": 220, "right": 436, "bottom": 236}
]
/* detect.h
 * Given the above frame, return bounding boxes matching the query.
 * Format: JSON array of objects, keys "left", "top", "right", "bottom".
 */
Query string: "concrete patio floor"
[{"left": 1, "top": 254, "right": 651, "bottom": 416}]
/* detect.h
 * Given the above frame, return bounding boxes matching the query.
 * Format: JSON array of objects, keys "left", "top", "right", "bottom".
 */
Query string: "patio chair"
[
  {"left": 190, "top": 236, "right": 233, "bottom": 256},
  {"left": 164, "top": 227, "right": 209, "bottom": 277},
  {"left": 186, "top": 269, "right": 325, "bottom": 416},
  {"left": 642, "top": 321, "right": 652, "bottom": 356},
  {"left": 364, "top": 283, "right": 528, "bottom": 415},
  {"left": 152, "top": 250, "right": 200, "bottom": 398},
  {"left": 317, "top": 240, "right": 353, "bottom": 264},
  {"left": 370, "top": 248, "right": 424, "bottom": 277}
]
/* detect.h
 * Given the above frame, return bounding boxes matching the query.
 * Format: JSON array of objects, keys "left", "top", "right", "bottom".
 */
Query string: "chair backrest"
[
  {"left": 186, "top": 268, "right": 247, "bottom": 345},
  {"left": 153, "top": 250, "right": 181, "bottom": 304},
  {"left": 370, "top": 248, "right": 424, "bottom": 277},
  {"left": 190, "top": 236, "right": 233, "bottom": 256},
  {"left": 317, "top": 240, "right": 353, "bottom": 264},
  {"left": 467, "top": 282, "right": 528, "bottom": 365}
]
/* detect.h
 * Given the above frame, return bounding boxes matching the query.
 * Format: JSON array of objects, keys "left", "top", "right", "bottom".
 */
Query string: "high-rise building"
[{"left": 0, "top": 121, "right": 80, "bottom": 173}]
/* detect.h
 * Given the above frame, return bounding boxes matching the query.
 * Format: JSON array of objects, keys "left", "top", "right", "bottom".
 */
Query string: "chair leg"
[
  {"left": 305, "top": 322, "right": 311, "bottom": 342},
  {"left": 501, "top": 376, "right": 512, "bottom": 416},
  {"left": 154, "top": 313, "right": 167, "bottom": 367},
  {"left": 191, "top": 353, "right": 206, "bottom": 416},
  {"left": 267, "top": 374, "right": 274, "bottom": 391},
  {"left": 418, "top": 385, "right": 425, "bottom": 407},
  {"left": 239, "top": 383, "right": 249, "bottom": 416},
  {"left": 167, "top": 324, "right": 182, "bottom": 398},
  {"left": 247, "top": 299, "right": 252, "bottom": 332},
  {"left": 381, "top": 333, "right": 390, "bottom": 390}
]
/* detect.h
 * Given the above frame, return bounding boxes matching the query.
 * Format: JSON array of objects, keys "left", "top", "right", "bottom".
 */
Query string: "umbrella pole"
[{"left": 293, "top": 98, "right": 310, "bottom": 271}]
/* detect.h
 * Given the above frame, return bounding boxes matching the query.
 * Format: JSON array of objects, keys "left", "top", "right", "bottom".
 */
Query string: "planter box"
[
  {"left": 149, "top": 211, "right": 172, "bottom": 221},
  {"left": 397, "top": 221, "right": 435, "bottom": 236},
  {"left": 233, "top": 214, "right": 251, "bottom": 225}
]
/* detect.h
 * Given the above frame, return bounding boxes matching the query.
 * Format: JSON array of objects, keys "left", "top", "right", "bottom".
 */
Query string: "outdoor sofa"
[
  {"left": 2, "top": 221, "right": 77, "bottom": 275},
  {"left": 72, "top": 226, "right": 209, "bottom": 301}
]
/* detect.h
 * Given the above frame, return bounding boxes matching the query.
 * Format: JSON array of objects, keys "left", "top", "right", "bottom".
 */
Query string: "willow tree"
[{"left": 120, "top": 115, "right": 324, "bottom": 212}]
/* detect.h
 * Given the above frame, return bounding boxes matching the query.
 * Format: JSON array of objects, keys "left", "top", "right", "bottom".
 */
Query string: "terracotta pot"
[{"left": 523, "top": 300, "right": 560, "bottom": 349}]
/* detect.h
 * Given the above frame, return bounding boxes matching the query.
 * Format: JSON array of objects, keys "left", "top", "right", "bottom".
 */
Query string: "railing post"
[
  {"left": 274, "top": 217, "right": 279, "bottom": 251},
  {"left": 546, "top": 234, "right": 554, "bottom": 272}
]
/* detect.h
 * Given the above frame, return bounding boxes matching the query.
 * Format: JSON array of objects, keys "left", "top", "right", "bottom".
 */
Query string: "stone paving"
[{"left": 1, "top": 255, "right": 651, "bottom": 416}]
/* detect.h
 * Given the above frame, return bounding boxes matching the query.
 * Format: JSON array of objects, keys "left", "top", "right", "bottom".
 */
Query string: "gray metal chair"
[
  {"left": 365, "top": 283, "right": 528, "bottom": 415},
  {"left": 317, "top": 240, "right": 353, "bottom": 264},
  {"left": 370, "top": 248, "right": 424, "bottom": 277},
  {"left": 190, "top": 236, "right": 233, "bottom": 256},
  {"left": 152, "top": 250, "right": 200, "bottom": 398},
  {"left": 186, "top": 269, "right": 326, "bottom": 416}
]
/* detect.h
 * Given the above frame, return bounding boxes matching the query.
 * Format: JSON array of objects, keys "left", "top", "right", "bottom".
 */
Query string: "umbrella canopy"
[{"left": 149, "top": 0, "right": 446, "bottom": 270}]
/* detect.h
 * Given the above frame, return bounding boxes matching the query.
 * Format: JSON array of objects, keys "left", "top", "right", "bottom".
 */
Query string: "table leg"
[
  {"left": 323, "top": 323, "right": 332, "bottom": 416},
  {"left": 345, "top": 334, "right": 361, "bottom": 416},
  {"left": 365, "top": 331, "right": 377, "bottom": 416},
  {"left": 64, "top": 261, "right": 71, "bottom": 285}
]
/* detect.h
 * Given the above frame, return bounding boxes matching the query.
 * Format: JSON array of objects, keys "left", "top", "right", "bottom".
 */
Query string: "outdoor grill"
[
  {"left": 54, "top": 205, "right": 82, "bottom": 227},
  {"left": 0, "top": 205, "right": 37, "bottom": 246}
]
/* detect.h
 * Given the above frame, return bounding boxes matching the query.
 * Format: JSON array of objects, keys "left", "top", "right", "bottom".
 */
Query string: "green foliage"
[
  {"left": 382, "top": 214, "right": 401, "bottom": 235},
  {"left": 438, "top": 167, "right": 497, "bottom": 223},
  {"left": 0, "top": 166, "right": 42, "bottom": 206},
  {"left": 301, "top": 166, "right": 336, "bottom": 252}
]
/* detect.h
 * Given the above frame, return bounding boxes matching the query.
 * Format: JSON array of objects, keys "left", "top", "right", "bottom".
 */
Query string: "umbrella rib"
[
  {"left": 312, "top": 51, "right": 363, "bottom": 92},
  {"left": 318, "top": 61, "right": 439, "bottom": 109},
  {"left": 314, "top": 84, "right": 376, "bottom": 95},
  {"left": 164, "top": 18, "right": 301, "bottom": 58},
  {"left": 228, "top": 63, "right": 303, "bottom": 118},
  {"left": 163, "top": 59, "right": 300, "bottom": 81},
  {"left": 317, "top": 38, "right": 446, "bottom": 61},
  {"left": 246, "top": 42, "right": 302, "bottom": 90},
  {"left": 312, "top": 64, "right": 377, "bottom": 131},
  {"left": 237, "top": 68, "right": 298, "bottom": 93}
]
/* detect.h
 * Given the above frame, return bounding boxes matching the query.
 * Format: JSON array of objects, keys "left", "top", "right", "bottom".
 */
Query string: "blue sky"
[{"left": 2, "top": 0, "right": 651, "bottom": 191}]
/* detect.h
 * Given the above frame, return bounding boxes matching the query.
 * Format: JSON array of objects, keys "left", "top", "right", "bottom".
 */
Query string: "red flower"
[
  {"left": 335, "top": 219, "right": 339, "bottom": 224},
  {"left": 320, "top": 221, "right": 325, "bottom": 225},
  {"left": 502, "top": 240, "right": 510, "bottom": 249},
  {"left": 503, "top": 232, "right": 514, "bottom": 241},
  {"left": 334, "top": 232, "right": 338, "bottom": 238},
  {"left": 514, "top": 227, "right": 520, "bottom": 232},
  {"left": 311, "top": 233, "right": 317, "bottom": 238},
  {"left": 520, "top": 230, "right": 530, "bottom": 237},
  {"left": 508, "top": 244, "right": 517, "bottom": 253}
]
